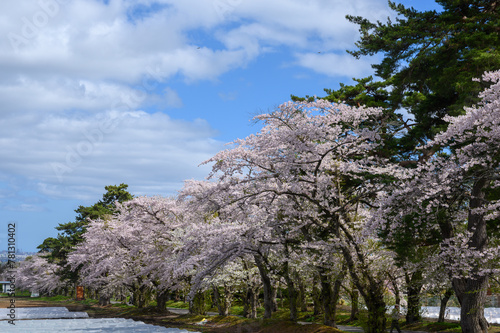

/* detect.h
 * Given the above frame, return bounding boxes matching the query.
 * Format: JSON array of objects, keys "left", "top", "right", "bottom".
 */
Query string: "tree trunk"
[
  {"left": 452, "top": 178, "right": 490, "bottom": 333},
  {"left": 454, "top": 276, "right": 489, "bottom": 332},
  {"left": 212, "top": 285, "right": 222, "bottom": 314},
  {"left": 119, "top": 288, "right": 127, "bottom": 303},
  {"left": 133, "top": 286, "right": 149, "bottom": 309},
  {"left": 316, "top": 266, "right": 341, "bottom": 327},
  {"left": 213, "top": 285, "right": 231, "bottom": 316},
  {"left": 271, "top": 282, "right": 279, "bottom": 312},
  {"left": 283, "top": 261, "right": 298, "bottom": 322},
  {"left": 298, "top": 275, "right": 308, "bottom": 312},
  {"left": 98, "top": 291, "right": 110, "bottom": 306},
  {"left": 189, "top": 291, "right": 206, "bottom": 315},
  {"left": 350, "top": 287, "right": 359, "bottom": 321},
  {"left": 156, "top": 290, "right": 169, "bottom": 312},
  {"left": 331, "top": 268, "right": 344, "bottom": 323},
  {"left": 318, "top": 265, "right": 345, "bottom": 327},
  {"left": 254, "top": 254, "right": 274, "bottom": 318},
  {"left": 365, "top": 286, "right": 387, "bottom": 333},
  {"left": 341, "top": 245, "right": 387, "bottom": 333},
  {"left": 438, "top": 288, "right": 453, "bottom": 323},
  {"left": 244, "top": 286, "right": 257, "bottom": 318},
  {"left": 223, "top": 285, "right": 233, "bottom": 315},
  {"left": 388, "top": 273, "right": 400, "bottom": 307},
  {"left": 242, "top": 288, "right": 250, "bottom": 318},
  {"left": 319, "top": 269, "right": 334, "bottom": 327},
  {"left": 279, "top": 284, "right": 284, "bottom": 308},
  {"left": 312, "top": 276, "right": 321, "bottom": 316},
  {"left": 405, "top": 270, "right": 423, "bottom": 324}
]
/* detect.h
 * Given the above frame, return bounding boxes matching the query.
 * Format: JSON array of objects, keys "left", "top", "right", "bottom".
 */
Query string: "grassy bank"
[{"left": 5, "top": 295, "right": 500, "bottom": 332}]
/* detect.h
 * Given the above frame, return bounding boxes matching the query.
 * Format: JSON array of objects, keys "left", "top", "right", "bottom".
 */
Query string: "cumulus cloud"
[
  {"left": 0, "top": 110, "right": 223, "bottom": 201},
  {"left": 0, "top": 78, "right": 145, "bottom": 116},
  {"left": 0, "top": 0, "right": 389, "bottom": 85},
  {"left": 295, "top": 52, "right": 377, "bottom": 78},
  {"left": 0, "top": 0, "right": 253, "bottom": 83},
  {"left": 0, "top": 0, "right": 392, "bottom": 204}
]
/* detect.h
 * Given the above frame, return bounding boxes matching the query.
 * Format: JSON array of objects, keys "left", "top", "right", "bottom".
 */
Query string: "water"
[
  {"left": 0, "top": 307, "right": 200, "bottom": 333},
  {"left": 421, "top": 306, "right": 500, "bottom": 324}
]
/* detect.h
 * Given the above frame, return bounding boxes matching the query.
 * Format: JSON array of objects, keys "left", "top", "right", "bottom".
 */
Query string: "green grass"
[
  {"left": 79, "top": 298, "right": 100, "bottom": 306},
  {"left": 36, "top": 295, "right": 73, "bottom": 302},
  {"left": 165, "top": 300, "right": 189, "bottom": 309},
  {"left": 205, "top": 315, "right": 246, "bottom": 325},
  {"left": 0, "top": 290, "right": 31, "bottom": 297},
  {"left": 402, "top": 321, "right": 462, "bottom": 332},
  {"left": 110, "top": 303, "right": 133, "bottom": 309}
]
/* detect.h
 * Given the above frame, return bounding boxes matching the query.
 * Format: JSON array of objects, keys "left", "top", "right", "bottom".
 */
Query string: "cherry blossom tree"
[
  {"left": 207, "top": 259, "right": 250, "bottom": 316},
  {"left": 181, "top": 178, "right": 348, "bottom": 322},
  {"left": 16, "top": 254, "right": 67, "bottom": 295},
  {"left": 41, "top": 69, "right": 500, "bottom": 333},
  {"left": 68, "top": 195, "right": 190, "bottom": 308},
  {"left": 192, "top": 100, "right": 402, "bottom": 332},
  {"left": 178, "top": 179, "right": 278, "bottom": 316},
  {"left": 372, "top": 70, "right": 500, "bottom": 333}
]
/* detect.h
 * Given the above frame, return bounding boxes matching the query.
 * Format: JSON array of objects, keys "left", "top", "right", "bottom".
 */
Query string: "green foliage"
[
  {"left": 36, "top": 184, "right": 133, "bottom": 283},
  {"left": 165, "top": 300, "right": 190, "bottom": 309},
  {"left": 36, "top": 294, "right": 72, "bottom": 302},
  {"left": 291, "top": 1, "right": 500, "bottom": 270},
  {"left": 346, "top": 0, "right": 500, "bottom": 148},
  {"left": 294, "top": 1, "right": 500, "bottom": 161},
  {"left": 1, "top": 290, "right": 31, "bottom": 297},
  {"left": 55, "top": 183, "right": 133, "bottom": 245},
  {"left": 292, "top": 76, "right": 391, "bottom": 108},
  {"left": 323, "top": 76, "right": 390, "bottom": 109}
]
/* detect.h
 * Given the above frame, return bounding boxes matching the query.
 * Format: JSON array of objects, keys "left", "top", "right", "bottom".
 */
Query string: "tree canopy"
[
  {"left": 326, "top": 1, "right": 500, "bottom": 153},
  {"left": 36, "top": 184, "right": 133, "bottom": 282}
]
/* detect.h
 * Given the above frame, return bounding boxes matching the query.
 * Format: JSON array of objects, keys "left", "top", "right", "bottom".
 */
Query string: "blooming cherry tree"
[
  {"left": 372, "top": 70, "right": 500, "bottom": 333},
  {"left": 195, "top": 100, "right": 402, "bottom": 332},
  {"left": 16, "top": 254, "right": 67, "bottom": 295},
  {"left": 68, "top": 195, "right": 190, "bottom": 308}
]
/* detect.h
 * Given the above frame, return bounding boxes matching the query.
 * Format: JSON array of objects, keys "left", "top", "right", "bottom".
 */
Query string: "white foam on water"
[
  {"left": 0, "top": 318, "right": 199, "bottom": 332},
  {"left": 0, "top": 306, "right": 88, "bottom": 319},
  {"left": 421, "top": 306, "right": 500, "bottom": 324}
]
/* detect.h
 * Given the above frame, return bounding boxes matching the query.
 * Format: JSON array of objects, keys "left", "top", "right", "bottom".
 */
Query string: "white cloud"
[
  {"left": 3, "top": 204, "right": 47, "bottom": 212},
  {"left": 0, "top": 110, "right": 223, "bottom": 200},
  {"left": 0, "top": 0, "right": 252, "bottom": 83},
  {"left": 0, "top": 0, "right": 392, "bottom": 203},
  {"left": 218, "top": 0, "right": 390, "bottom": 50},
  {"left": 0, "top": 77, "right": 145, "bottom": 116},
  {"left": 0, "top": 0, "right": 389, "bottom": 86},
  {"left": 295, "top": 52, "right": 376, "bottom": 78}
]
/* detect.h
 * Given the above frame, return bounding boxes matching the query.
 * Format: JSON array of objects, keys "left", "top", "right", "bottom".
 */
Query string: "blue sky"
[{"left": 0, "top": 0, "right": 441, "bottom": 252}]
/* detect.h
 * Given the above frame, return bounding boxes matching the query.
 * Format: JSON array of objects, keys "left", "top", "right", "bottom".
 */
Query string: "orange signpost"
[{"left": 76, "top": 286, "right": 84, "bottom": 301}]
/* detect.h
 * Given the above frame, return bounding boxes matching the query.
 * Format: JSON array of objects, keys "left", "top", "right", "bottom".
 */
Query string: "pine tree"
[{"left": 347, "top": 0, "right": 500, "bottom": 149}]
